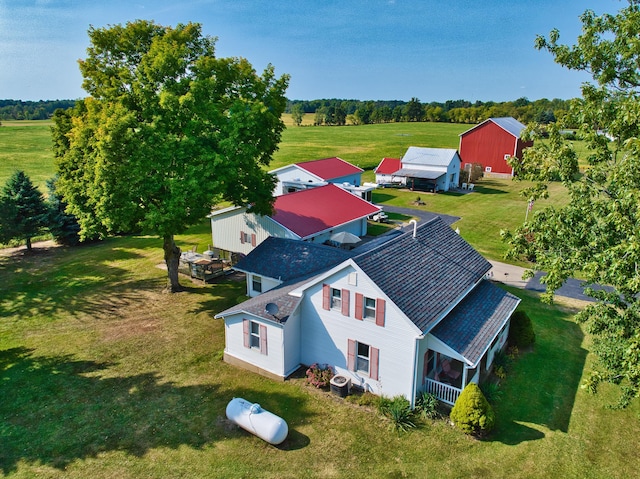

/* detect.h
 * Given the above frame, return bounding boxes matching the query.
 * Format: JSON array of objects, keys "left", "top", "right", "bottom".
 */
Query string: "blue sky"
[{"left": 0, "top": 0, "right": 623, "bottom": 102}]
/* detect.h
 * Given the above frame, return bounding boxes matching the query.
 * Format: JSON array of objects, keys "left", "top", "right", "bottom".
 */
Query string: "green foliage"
[
  {"left": 479, "top": 381, "right": 503, "bottom": 404},
  {"left": 378, "top": 395, "right": 415, "bottom": 433},
  {"left": 305, "top": 363, "right": 333, "bottom": 388},
  {"left": 0, "top": 170, "right": 48, "bottom": 249},
  {"left": 45, "top": 176, "right": 81, "bottom": 246},
  {"left": 504, "top": 0, "right": 640, "bottom": 407},
  {"left": 509, "top": 310, "right": 536, "bottom": 348},
  {"left": 415, "top": 391, "right": 440, "bottom": 420},
  {"left": 450, "top": 383, "right": 495, "bottom": 435},
  {"left": 54, "top": 20, "right": 289, "bottom": 291}
]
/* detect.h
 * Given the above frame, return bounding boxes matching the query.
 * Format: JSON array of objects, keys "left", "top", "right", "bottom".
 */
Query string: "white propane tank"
[{"left": 225, "top": 397, "right": 288, "bottom": 445}]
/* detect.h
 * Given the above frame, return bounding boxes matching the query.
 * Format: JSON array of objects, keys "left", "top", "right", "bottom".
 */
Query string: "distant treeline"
[
  {"left": 0, "top": 100, "right": 76, "bottom": 120},
  {"left": 1, "top": 96, "right": 571, "bottom": 127},
  {"left": 286, "top": 97, "right": 571, "bottom": 126}
]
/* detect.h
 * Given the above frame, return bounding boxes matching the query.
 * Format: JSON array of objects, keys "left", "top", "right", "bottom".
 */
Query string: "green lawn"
[
  {"left": 0, "top": 120, "right": 54, "bottom": 189},
  {"left": 1, "top": 234, "right": 638, "bottom": 478}
]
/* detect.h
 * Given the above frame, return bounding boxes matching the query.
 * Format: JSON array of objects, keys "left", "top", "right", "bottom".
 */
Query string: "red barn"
[{"left": 459, "top": 117, "right": 533, "bottom": 176}]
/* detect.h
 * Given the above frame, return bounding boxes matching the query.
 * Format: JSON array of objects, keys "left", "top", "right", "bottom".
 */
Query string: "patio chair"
[
  {"left": 468, "top": 183, "right": 474, "bottom": 191},
  {"left": 441, "top": 359, "right": 461, "bottom": 380},
  {"left": 461, "top": 182, "right": 467, "bottom": 190}
]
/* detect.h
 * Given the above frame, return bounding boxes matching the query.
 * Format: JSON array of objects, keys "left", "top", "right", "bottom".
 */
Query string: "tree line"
[
  {"left": 287, "top": 97, "right": 571, "bottom": 126},
  {"left": 0, "top": 97, "right": 569, "bottom": 126},
  {"left": 0, "top": 99, "right": 76, "bottom": 120}
]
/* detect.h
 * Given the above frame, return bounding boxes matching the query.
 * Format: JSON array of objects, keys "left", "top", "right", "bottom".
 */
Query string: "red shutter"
[
  {"left": 370, "top": 346, "right": 379, "bottom": 380},
  {"left": 240, "top": 231, "right": 245, "bottom": 244},
  {"left": 355, "top": 293, "right": 363, "bottom": 320},
  {"left": 347, "top": 339, "right": 356, "bottom": 371},
  {"left": 322, "top": 284, "right": 330, "bottom": 310},
  {"left": 341, "top": 288, "right": 350, "bottom": 316},
  {"left": 375, "top": 298, "right": 386, "bottom": 327},
  {"left": 259, "top": 324, "right": 268, "bottom": 355},
  {"left": 243, "top": 319, "right": 250, "bottom": 348},
  {"left": 251, "top": 233, "right": 257, "bottom": 247}
]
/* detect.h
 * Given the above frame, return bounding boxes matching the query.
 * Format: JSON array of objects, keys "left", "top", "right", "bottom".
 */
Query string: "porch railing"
[{"left": 424, "top": 378, "right": 462, "bottom": 406}]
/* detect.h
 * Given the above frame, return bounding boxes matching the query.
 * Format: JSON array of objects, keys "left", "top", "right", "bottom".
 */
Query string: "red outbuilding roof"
[
  {"left": 295, "top": 157, "right": 363, "bottom": 181},
  {"left": 374, "top": 157, "right": 401, "bottom": 175},
  {"left": 271, "top": 184, "right": 380, "bottom": 238}
]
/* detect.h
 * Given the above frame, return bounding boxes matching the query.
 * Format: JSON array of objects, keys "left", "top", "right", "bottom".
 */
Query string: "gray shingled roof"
[
  {"left": 431, "top": 280, "right": 521, "bottom": 367},
  {"left": 233, "top": 236, "right": 352, "bottom": 282},
  {"left": 214, "top": 277, "right": 308, "bottom": 323},
  {"left": 353, "top": 217, "right": 492, "bottom": 332}
]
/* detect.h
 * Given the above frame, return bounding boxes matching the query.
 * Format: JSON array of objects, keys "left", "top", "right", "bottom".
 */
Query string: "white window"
[
  {"left": 364, "top": 297, "right": 376, "bottom": 319},
  {"left": 250, "top": 321, "right": 260, "bottom": 349},
  {"left": 331, "top": 288, "right": 342, "bottom": 309},
  {"left": 504, "top": 154, "right": 511, "bottom": 160},
  {"left": 485, "top": 166, "right": 492, "bottom": 172},
  {"left": 242, "top": 232, "right": 251, "bottom": 243},
  {"left": 357, "top": 342, "right": 370, "bottom": 374},
  {"left": 252, "top": 275, "right": 262, "bottom": 293}
]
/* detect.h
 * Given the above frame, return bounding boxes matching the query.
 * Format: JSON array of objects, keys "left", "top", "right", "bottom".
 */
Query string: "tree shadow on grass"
[
  {"left": 490, "top": 295, "right": 587, "bottom": 445},
  {"left": 0, "top": 347, "right": 314, "bottom": 473},
  {"left": 0, "top": 239, "right": 165, "bottom": 320}
]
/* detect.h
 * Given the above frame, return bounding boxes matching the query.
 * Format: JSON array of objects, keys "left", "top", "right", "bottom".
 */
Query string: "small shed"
[{"left": 459, "top": 117, "right": 533, "bottom": 176}]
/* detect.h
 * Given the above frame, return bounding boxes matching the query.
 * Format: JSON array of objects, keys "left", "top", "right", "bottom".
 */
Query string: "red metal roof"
[
  {"left": 375, "top": 158, "right": 401, "bottom": 174},
  {"left": 295, "top": 157, "right": 363, "bottom": 180},
  {"left": 272, "top": 184, "right": 380, "bottom": 238}
]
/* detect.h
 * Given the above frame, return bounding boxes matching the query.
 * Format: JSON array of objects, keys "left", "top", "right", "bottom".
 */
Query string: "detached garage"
[{"left": 459, "top": 117, "right": 533, "bottom": 176}]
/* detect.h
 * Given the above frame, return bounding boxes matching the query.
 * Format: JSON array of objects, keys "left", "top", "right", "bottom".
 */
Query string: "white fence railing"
[{"left": 425, "top": 378, "right": 462, "bottom": 406}]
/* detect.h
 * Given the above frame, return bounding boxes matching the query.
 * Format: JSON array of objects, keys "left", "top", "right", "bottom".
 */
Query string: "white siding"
[
  {"left": 210, "top": 207, "right": 296, "bottom": 255},
  {"left": 245, "top": 273, "right": 282, "bottom": 298},
  {"left": 299, "top": 265, "right": 420, "bottom": 400},
  {"left": 283, "top": 310, "right": 302, "bottom": 376},
  {"left": 272, "top": 165, "right": 319, "bottom": 196},
  {"left": 224, "top": 315, "right": 286, "bottom": 377}
]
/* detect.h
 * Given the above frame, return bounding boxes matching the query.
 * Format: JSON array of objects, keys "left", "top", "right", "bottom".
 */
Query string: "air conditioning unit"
[{"left": 330, "top": 375, "right": 351, "bottom": 397}]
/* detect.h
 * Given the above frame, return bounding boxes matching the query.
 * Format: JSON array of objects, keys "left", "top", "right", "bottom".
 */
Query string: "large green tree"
[
  {"left": 54, "top": 21, "right": 289, "bottom": 292},
  {"left": 503, "top": 1, "right": 640, "bottom": 407},
  {"left": 0, "top": 171, "right": 48, "bottom": 250}
]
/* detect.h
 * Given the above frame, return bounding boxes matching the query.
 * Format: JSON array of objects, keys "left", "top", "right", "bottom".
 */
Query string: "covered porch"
[
  {"left": 422, "top": 351, "right": 476, "bottom": 406},
  {"left": 420, "top": 280, "right": 521, "bottom": 405}
]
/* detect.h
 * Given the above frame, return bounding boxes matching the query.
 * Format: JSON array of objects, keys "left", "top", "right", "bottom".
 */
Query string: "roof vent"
[{"left": 410, "top": 219, "right": 417, "bottom": 238}]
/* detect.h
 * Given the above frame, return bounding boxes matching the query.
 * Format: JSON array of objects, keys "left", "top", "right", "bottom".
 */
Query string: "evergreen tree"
[
  {"left": 45, "top": 176, "right": 80, "bottom": 246},
  {"left": 0, "top": 171, "right": 48, "bottom": 250}
]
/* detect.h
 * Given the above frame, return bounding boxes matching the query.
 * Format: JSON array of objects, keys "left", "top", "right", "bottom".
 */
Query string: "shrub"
[
  {"left": 508, "top": 310, "right": 535, "bottom": 348},
  {"left": 415, "top": 391, "right": 439, "bottom": 420},
  {"left": 305, "top": 363, "right": 333, "bottom": 388},
  {"left": 494, "top": 365, "right": 507, "bottom": 380},
  {"left": 480, "top": 381, "right": 503, "bottom": 404},
  {"left": 450, "top": 383, "right": 495, "bottom": 435},
  {"left": 379, "top": 395, "right": 415, "bottom": 433}
]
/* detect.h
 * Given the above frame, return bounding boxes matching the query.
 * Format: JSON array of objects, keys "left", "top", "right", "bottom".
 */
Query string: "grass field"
[{"left": 1, "top": 233, "right": 639, "bottom": 478}]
